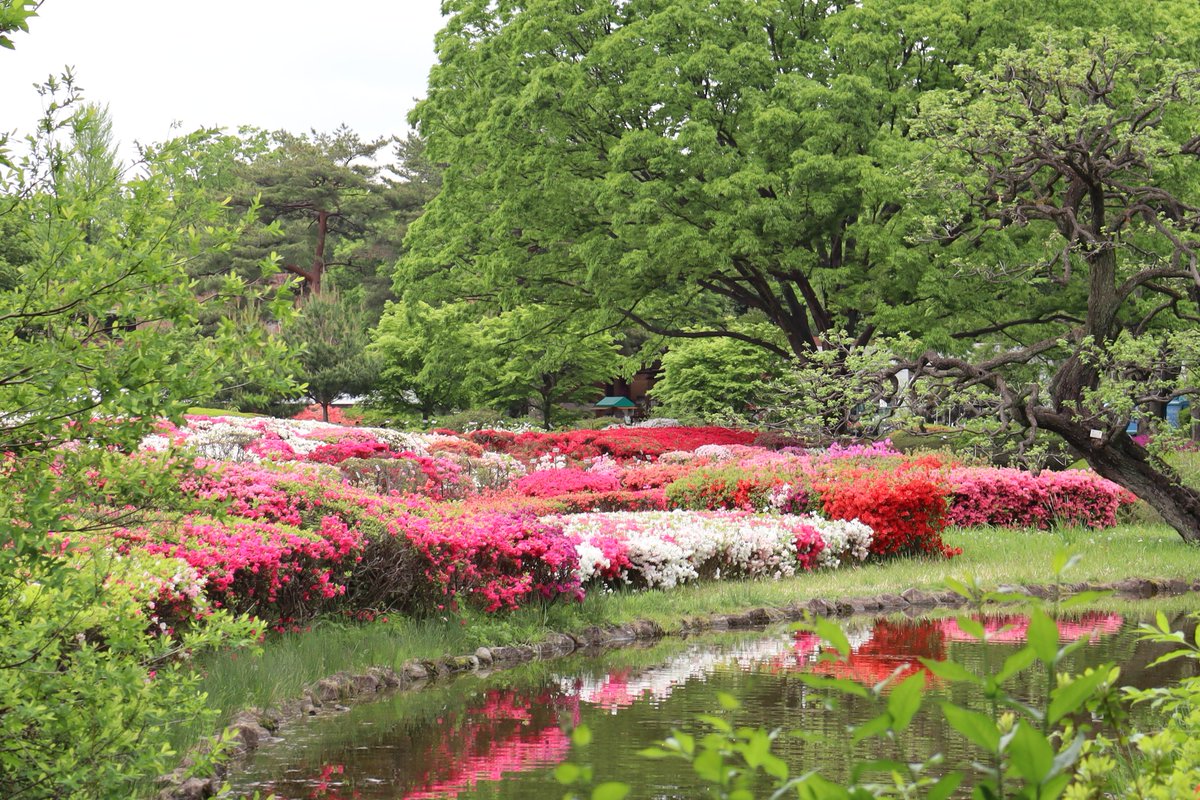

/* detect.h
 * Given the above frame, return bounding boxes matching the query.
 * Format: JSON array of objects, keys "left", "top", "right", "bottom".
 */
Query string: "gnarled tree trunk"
[{"left": 1035, "top": 410, "right": 1200, "bottom": 543}]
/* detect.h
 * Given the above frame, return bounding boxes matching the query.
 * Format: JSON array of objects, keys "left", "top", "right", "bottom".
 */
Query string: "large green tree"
[
  {"left": 287, "top": 290, "right": 380, "bottom": 422},
  {"left": 401, "top": 0, "right": 1150, "bottom": 364},
  {"left": 372, "top": 300, "right": 621, "bottom": 428},
  {"left": 911, "top": 29, "right": 1200, "bottom": 540}
]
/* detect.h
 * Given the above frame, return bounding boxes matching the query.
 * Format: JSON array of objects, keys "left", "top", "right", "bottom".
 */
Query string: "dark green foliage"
[{"left": 287, "top": 291, "right": 380, "bottom": 421}]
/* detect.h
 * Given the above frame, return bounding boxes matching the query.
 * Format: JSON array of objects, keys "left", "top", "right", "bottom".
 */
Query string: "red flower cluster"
[
  {"left": 815, "top": 465, "right": 957, "bottom": 558},
  {"left": 464, "top": 426, "right": 756, "bottom": 462}
]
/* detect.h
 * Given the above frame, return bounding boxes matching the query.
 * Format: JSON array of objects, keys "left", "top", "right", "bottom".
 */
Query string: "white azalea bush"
[{"left": 552, "top": 510, "right": 873, "bottom": 590}]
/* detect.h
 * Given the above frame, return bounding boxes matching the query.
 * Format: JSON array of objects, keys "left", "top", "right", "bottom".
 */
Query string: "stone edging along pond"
[{"left": 159, "top": 576, "right": 1199, "bottom": 800}]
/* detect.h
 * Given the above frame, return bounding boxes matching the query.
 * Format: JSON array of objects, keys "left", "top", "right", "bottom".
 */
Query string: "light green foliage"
[
  {"left": 0, "top": 552, "right": 260, "bottom": 799},
  {"left": 371, "top": 299, "right": 487, "bottom": 416},
  {"left": 0, "top": 85, "right": 292, "bottom": 797},
  {"left": 0, "top": 0, "right": 36, "bottom": 52},
  {"left": 372, "top": 300, "right": 622, "bottom": 428},
  {"left": 405, "top": 0, "right": 1188, "bottom": 367},
  {"left": 757, "top": 333, "right": 910, "bottom": 439},
  {"left": 650, "top": 320, "right": 784, "bottom": 421},
  {"left": 469, "top": 306, "right": 623, "bottom": 429},
  {"left": 406, "top": 0, "right": 971, "bottom": 360}
]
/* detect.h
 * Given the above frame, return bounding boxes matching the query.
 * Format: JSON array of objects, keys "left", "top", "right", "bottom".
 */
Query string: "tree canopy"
[{"left": 401, "top": 0, "right": 1198, "bottom": 364}]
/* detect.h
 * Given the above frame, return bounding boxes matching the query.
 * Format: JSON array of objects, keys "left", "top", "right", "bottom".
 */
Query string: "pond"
[{"left": 227, "top": 611, "right": 1197, "bottom": 799}]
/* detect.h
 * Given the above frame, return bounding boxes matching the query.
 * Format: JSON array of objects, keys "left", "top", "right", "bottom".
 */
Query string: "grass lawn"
[{"left": 179, "top": 520, "right": 1200, "bottom": 752}]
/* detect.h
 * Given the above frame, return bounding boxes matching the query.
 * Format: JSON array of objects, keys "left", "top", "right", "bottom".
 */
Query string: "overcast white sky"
[{"left": 1, "top": 1, "right": 447, "bottom": 159}]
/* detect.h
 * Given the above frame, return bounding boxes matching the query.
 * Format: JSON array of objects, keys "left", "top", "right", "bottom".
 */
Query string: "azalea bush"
[
  {"left": 463, "top": 425, "right": 757, "bottom": 463},
  {"left": 815, "top": 462, "right": 957, "bottom": 558},
  {"left": 515, "top": 467, "right": 623, "bottom": 497},
  {"left": 946, "top": 467, "right": 1134, "bottom": 529},
  {"left": 555, "top": 511, "right": 873, "bottom": 589},
  {"left": 409, "top": 511, "right": 583, "bottom": 611}
]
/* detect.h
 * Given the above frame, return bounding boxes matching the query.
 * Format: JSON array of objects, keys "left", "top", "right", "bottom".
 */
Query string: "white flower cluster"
[
  {"left": 631, "top": 418, "right": 682, "bottom": 429},
  {"left": 574, "top": 539, "right": 624, "bottom": 586},
  {"left": 557, "top": 510, "right": 851, "bottom": 590},
  {"left": 692, "top": 444, "right": 735, "bottom": 461},
  {"left": 140, "top": 414, "right": 441, "bottom": 461},
  {"left": 802, "top": 516, "right": 874, "bottom": 568},
  {"left": 532, "top": 450, "right": 569, "bottom": 471}
]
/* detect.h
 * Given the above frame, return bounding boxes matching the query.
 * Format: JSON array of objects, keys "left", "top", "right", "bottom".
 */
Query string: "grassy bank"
[{"left": 176, "top": 520, "right": 1200, "bottom": 752}]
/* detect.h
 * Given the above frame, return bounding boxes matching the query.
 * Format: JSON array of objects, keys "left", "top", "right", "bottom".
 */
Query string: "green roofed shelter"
[{"left": 595, "top": 396, "right": 637, "bottom": 408}]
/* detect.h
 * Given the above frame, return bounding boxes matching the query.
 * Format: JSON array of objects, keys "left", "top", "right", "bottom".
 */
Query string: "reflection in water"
[{"left": 232, "top": 611, "right": 1191, "bottom": 800}]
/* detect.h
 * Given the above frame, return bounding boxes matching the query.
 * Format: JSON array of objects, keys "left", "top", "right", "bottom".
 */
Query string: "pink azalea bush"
[
  {"left": 515, "top": 468, "right": 622, "bottom": 497},
  {"left": 946, "top": 467, "right": 1134, "bottom": 529},
  {"left": 407, "top": 511, "right": 582, "bottom": 611}
]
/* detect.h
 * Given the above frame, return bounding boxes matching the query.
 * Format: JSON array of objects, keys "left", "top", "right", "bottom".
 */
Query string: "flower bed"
[{"left": 116, "top": 417, "right": 1146, "bottom": 626}]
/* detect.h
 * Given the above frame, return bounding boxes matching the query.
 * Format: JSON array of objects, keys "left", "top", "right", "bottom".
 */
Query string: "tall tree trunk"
[
  {"left": 321, "top": 401, "right": 330, "bottom": 423},
  {"left": 310, "top": 210, "right": 328, "bottom": 296},
  {"left": 1036, "top": 410, "right": 1200, "bottom": 543}
]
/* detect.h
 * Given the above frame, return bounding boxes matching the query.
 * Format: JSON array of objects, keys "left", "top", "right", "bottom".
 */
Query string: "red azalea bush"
[
  {"left": 815, "top": 464, "right": 956, "bottom": 558},
  {"left": 946, "top": 467, "right": 1133, "bottom": 529},
  {"left": 465, "top": 426, "right": 756, "bottom": 463},
  {"left": 307, "top": 439, "right": 401, "bottom": 464},
  {"left": 515, "top": 468, "right": 622, "bottom": 497}
]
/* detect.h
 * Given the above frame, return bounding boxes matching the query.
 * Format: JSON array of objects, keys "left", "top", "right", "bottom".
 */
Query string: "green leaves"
[{"left": 941, "top": 704, "right": 1001, "bottom": 753}]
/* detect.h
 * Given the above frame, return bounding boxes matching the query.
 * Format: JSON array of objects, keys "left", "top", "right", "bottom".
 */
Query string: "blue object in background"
[{"left": 1167, "top": 397, "right": 1191, "bottom": 428}]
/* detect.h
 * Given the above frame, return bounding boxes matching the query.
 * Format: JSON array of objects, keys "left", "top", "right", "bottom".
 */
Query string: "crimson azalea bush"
[{"left": 814, "top": 463, "right": 957, "bottom": 558}]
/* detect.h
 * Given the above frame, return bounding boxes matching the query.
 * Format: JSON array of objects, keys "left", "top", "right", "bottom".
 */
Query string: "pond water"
[{"left": 228, "top": 611, "right": 1197, "bottom": 799}]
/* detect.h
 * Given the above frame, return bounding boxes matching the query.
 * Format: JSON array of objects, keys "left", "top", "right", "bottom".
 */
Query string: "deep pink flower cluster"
[
  {"left": 406, "top": 511, "right": 582, "bottom": 611},
  {"left": 514, "top": 468, "right": 622, "bottom": 497},
  {"left": 946, "top": 467, "right": 1134, "bottom": 529},
  {"left": 306, "top": 439, "right": 400, "bottom": 464},
  {"left": 792, "top": 521, "right": 826, "bottom": 571}
]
